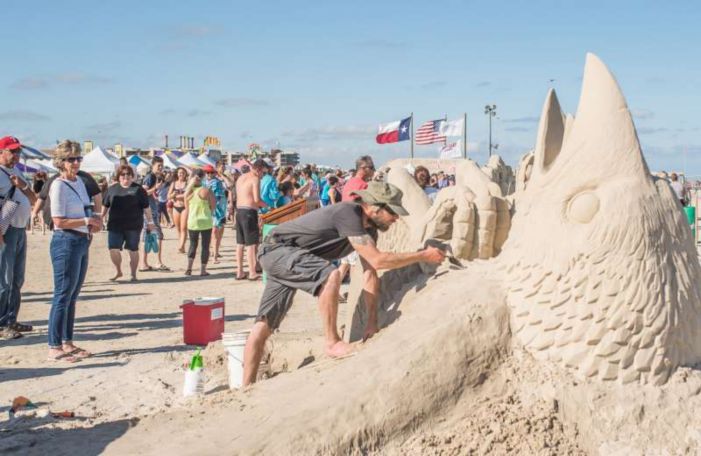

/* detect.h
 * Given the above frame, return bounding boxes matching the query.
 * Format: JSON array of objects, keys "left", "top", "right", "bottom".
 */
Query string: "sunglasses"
[
  {"left": 65, "top": 156, "right": 83, "bottom": 163},
  {"left": 9, "top": 149, "right": 21, "bottom": 155},
  {"left": 119, "top": 173, "right": 133, "bottom": 177},
  {"left": 378, "top": 204, "right": 397, "bottom": 217}
]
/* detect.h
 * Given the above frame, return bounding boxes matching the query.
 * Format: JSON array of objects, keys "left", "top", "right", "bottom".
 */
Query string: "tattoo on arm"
[{"left": 348, "top": 234, "right": 375, "bottom": 246}]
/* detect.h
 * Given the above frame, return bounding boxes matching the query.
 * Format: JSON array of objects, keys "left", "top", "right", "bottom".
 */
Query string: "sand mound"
[{"left": 105, "top": 267, "right": 521, "bottom": 454}]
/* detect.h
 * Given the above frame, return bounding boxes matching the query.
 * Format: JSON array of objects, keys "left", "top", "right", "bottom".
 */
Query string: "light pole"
[{"left": 484, "top": 104, "right": 497, "bottom": 157}]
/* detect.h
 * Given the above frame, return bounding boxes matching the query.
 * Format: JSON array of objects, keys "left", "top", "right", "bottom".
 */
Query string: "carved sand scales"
[
  {"left": 502, "top": 53, "right": 701, "bottom": 386},
  {"left": 109, "top": 54, "right": 701, "bottom": 455}
]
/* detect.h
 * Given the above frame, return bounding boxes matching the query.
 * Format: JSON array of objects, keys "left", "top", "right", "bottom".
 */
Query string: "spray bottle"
[{"left": 183, "top": 348, "right": 205, "bottom": 397}]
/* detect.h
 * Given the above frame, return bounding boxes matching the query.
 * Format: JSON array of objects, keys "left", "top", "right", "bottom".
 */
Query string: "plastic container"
[
  {"left": 222, "top": 331, "right": 273, "bottom": 389},
  {"left": 222, "top": 331, "right": 249, "bottom": 389},
  {"left": 180, "top": 297, "right": 225, "bottom": 345},
  {"left": 261, "top": 224, "right": 277, "bottom": 284},
  {"left": 684, "top": 206, "right": 696, "bottom": 240},
  {"left": 183, "top": 349, "right": 205, "bottom": 397}
]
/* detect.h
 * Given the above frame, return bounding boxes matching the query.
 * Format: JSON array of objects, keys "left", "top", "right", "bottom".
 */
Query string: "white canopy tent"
[
  {"left": 105, "top": 149, "right": 120, "bottom": 162},
  {"left": 198, "top": 153, "right": 217, "bottom": 167},
  {"left": 82, "top": 146, "right": 119, "bottom": 174},
  {"left": 178, "top": 153, "right": 206, "bottom": 168},
  {"left": 161, "top": 152, "right": 184, "bottom": 170},
  {"left": 27, "top": 159, "right": 58, "bottom": 173}
]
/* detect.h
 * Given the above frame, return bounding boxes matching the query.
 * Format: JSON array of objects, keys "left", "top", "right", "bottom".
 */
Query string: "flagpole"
[
  {"left": 462, "top": 112, "right": 467, "bottom": 159},
  {"left": 410, "top": 112, "right": 414, "bottom": 159},
  {"left": 444, "top": 113, "right": 448, "bottom": 148}
]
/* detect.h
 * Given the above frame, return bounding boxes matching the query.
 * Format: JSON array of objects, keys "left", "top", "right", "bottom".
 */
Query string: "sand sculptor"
[{"left": 241, "top": 181, "right": 445, "bottom": 386}]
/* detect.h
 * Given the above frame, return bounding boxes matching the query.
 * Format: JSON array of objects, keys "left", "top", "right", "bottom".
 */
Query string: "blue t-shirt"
[
  {"left": 260, "top": 174, "right": 280, "bottom": 214},
  {"left": 319, "top": 180, "right": 331, "bottom": 206},
  {"left": 142, "top": 172, "right": 160, "bottom": 214}
]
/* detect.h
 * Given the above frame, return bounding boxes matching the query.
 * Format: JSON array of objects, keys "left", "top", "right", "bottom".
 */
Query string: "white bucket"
[{"left": 222, "top": 331, "right": 250, "bottom": 389}]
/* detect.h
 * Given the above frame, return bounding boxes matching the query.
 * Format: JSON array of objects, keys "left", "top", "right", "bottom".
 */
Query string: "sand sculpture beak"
[
  {"left": 503, "top": 53, "right": 701, "bottom": 386},
  {"left": 531, "top": 53, "right": 649, "bottom": 189}
]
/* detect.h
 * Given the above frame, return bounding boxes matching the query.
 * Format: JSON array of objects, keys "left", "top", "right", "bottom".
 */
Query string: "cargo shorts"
[{"left": 255, "top": 242, "right": 336, "bottom": 330}]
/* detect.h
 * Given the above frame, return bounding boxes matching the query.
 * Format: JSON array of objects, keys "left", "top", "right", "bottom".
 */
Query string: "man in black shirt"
[{"left": 242, "top": 181, "right": 446, "bottom": 386}]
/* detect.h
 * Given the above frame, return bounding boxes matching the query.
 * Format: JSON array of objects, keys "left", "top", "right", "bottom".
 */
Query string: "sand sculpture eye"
[{"left": 566, "top": 191, "right": 600, "bottom": 224}]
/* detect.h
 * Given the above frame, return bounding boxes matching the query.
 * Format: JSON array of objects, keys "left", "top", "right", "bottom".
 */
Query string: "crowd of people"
[{"left": 0, "top": 135, "right": 455, "bottom": 369}]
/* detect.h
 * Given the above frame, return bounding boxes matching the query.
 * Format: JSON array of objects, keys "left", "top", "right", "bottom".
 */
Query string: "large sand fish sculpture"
[{"left": 106, "top": 54, "right": 701, "bottom": 455}]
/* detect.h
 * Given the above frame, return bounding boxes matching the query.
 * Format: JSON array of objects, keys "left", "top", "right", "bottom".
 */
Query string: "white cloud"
[
  {"left": 85, "top": 121, "right": 122, "bottom": 132},
  {"left": 10, "top": 73, "right": 113, "bottom": 90},
  {"left": 502, "top": 116, "right": 539, "bottom": 124},
  {"left": 0, "top": 110, "right": 50, "bottom": 122},
  {"left": 285, "top": 125, "right": 375, "bottom": 142},
  {"left": 631, "top": 109, "right": 655, "bottom": 120},
  {"left": 214, "top": 98, "right": 270, "bottom": 108}
]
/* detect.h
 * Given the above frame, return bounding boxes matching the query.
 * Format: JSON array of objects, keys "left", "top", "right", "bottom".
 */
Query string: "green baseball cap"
[{"left": 352, "top": 181, "right": 409, "bottom": 216}]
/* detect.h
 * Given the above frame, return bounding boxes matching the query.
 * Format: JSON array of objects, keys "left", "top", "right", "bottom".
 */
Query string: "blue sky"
[{"left": 1, "top": 1, "right": 700, "bottom": 172}]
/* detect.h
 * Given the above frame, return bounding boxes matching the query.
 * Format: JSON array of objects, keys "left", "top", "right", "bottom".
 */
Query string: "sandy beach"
[
  {"left": 0, "top": 223, "right": 334, "bottom": 455},
  {"left": 1, "top": 222, "right": 586, "bottom": 455}
]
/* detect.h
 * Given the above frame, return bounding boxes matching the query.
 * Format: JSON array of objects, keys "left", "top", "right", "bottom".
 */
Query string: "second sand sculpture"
[{"left": 385, "top": 53, "right": 701, "bottom": 385}]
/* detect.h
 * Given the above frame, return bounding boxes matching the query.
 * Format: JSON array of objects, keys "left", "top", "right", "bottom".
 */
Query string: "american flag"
[{"left": 415, "top": 119, "right": 446, "bottom": 145}]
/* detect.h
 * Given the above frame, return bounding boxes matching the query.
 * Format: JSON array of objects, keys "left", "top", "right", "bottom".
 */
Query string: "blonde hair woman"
[
  {"left": 184, "top": 168, "right": 215, "bottom": 276},
  {"left": 47, "top": 140, "right": 102, "bottom": 363}
]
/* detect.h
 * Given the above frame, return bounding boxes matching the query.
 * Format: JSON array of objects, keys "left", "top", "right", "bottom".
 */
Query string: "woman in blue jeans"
[{"left": 47, "top": 140, "right": 102, "bottom": 363}]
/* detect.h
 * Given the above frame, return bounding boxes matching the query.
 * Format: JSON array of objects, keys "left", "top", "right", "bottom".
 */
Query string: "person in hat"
[
  {"left": 0, "top": 136, "right": 37, "bottom": 340},
  {"left": 242, "top": 181, "right": 446, "bottom": 386},
  {"left": 203, "top": 164, "right": 227, "bottom": 262}
]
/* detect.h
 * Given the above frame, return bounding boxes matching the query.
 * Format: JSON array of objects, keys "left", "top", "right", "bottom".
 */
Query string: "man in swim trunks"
[
  {"left": 242, "top": 181, "right": 446, "bottom": 386},
  {"left": 234, "top": 159, "right": 267, "bottom": 280}
]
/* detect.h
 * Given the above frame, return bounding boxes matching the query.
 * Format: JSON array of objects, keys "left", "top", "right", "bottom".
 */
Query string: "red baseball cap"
[
  {"left": 0, "top": 136, "right": 22, "bottom": 151},
  {"left": 202, "top": 164, "right": 216, "bottom": 173}
]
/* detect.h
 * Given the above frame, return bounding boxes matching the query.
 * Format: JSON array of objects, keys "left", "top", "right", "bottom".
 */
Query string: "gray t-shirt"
[
  {"left": 0, "top": 165, "right": 32, "bottom": 228},
  {"left": 269, "top": 202, "right": 375, "bottom": 260},
  {"left": 50, "top": 178, "right": 91, "bottom": 233}
]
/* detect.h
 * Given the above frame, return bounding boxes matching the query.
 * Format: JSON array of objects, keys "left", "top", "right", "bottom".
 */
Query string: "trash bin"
[
  {"left": 262, "top": 224, "right": 277, "bottom": 284},
  {"left": 684, "top": 206, "right": 696, "bottom": 240}
]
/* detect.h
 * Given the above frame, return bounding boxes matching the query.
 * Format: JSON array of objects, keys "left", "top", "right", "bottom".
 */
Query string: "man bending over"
[{"left": 242, "top": 182, "right": 445, "bottom": 386}]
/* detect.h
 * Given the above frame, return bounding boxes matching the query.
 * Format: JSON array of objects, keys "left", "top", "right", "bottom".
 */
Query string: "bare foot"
[
  {"left": 48, "top": 348, "right": 78, "bottom": 363},
  {"left": 325, "top": 341, "right": 355, "bottom": 358},
  {"left": 63, "top": 344, "right": 92, "bottom": 358},
  {"left": 109, "top": 272, "right": 123, "bottom": 281}
]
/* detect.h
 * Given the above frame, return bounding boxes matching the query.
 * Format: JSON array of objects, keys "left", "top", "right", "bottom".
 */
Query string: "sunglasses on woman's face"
[{"left": 66, "top": 156, "right": 83, "bottom": 163}]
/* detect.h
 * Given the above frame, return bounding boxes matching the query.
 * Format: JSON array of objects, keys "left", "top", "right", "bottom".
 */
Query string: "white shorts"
[{"left": 341, "top": 251, "right": 359, "bottom": 266}]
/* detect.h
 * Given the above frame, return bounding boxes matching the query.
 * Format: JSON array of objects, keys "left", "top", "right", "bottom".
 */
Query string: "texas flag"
[{"left": 376, "top": 116, "right": 412, "bottom": 144}]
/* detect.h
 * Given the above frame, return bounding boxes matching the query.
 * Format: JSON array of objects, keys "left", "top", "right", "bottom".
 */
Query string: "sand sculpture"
[
  {"left": 383, "top": 53, "right": 701, "bottom": 386},
  {"left": 379, "top": 158, "right": 511, "bottom": 261},
  {"left": 514, "top": 150, "right": 534, "bottom": 193},
  {"left": 481, "top": 154, "right": 515, "bottom": 196},
  {"left": 501, "top": 54, "right": 701, "bottom": 386},
  {"left": 107, "top": 54, "right": 701, "bottom": 454}
]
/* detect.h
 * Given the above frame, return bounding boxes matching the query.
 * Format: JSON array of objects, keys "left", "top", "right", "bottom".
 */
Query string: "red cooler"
[{"left": 180, "top": 297, "right": 225, "bottom": 345}]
